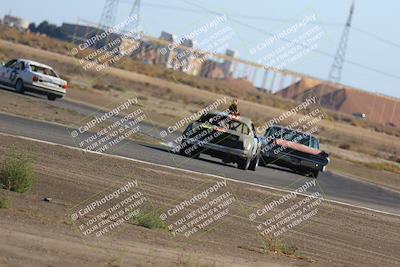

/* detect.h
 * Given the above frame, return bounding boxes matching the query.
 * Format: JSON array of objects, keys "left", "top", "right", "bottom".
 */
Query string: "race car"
[
  {"left": 0, "top": 58, "right": 67, "bottom": 100},
  {"left": 259, "top": 125, "right": 330, "bottom": 178},
  {"left": 179, "top": 111, "right": 261, "bottom": 171}
]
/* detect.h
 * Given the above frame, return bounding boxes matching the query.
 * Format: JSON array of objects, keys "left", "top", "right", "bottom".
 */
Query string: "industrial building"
[{"left": 3, "top": 15, "right": 29, "bottom": 30}]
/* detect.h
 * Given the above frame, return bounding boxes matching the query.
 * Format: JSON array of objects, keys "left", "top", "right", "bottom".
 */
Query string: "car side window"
[
  {"left": 315, "top": 138, "right": 320, "bottom": 149},
  {"left": 5, "top": 60, "right": 17, "bottom": 68},
  {"left": 264, "top": 127, "right": 271, "bottom": 137},
  {"left": 18, "top": 62, "right": 25, "bottom": 70},
  {"left": 251, "top": 123, "right": 256, "bottom": 135},
  {"left": 266, "top": 127, "right": 279, "bottom": 138},
  {"left": 242, "top": 124, "right": 250, "bottom": 135},
  {"left": 311, "top": 137, "right": 320, "bottom": 149}
]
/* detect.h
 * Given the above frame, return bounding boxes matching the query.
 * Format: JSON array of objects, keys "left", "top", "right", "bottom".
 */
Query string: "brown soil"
[
  {"left": 277, "top": 78, "right": 400, "bottom": 127},
  {"left": 0, "top": 135, "right": 399, "bottom": 266}
]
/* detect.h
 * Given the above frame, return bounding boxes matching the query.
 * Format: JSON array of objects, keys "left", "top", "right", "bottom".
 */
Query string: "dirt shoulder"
[{"left": 0, "top": 134, "right": 399, "bottom": 267}]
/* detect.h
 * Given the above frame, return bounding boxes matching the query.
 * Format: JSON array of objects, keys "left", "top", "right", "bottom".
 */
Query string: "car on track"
[
  {"left": 179, "top": 111, "right": 261, "bottom": 171},
  {"left": 259, "top": 125, "right": 330, "bottom": 178},
  {"left": 0, "top": 58, "right": 67, "bottom": 100}
]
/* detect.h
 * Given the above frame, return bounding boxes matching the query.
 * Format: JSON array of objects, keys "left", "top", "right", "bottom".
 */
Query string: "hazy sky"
[{"left": 1, "top": 0, "right": 399, "bottom": 98}]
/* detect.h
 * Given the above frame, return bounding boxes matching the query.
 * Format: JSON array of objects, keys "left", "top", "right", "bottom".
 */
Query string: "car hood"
[{"left": 275, "top": 139, "right": 321, "bottom": 155}]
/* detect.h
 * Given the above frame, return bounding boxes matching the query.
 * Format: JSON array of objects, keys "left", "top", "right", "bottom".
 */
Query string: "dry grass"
[{"left": 363, "top": 162, "right": 400, "bottom": 175}]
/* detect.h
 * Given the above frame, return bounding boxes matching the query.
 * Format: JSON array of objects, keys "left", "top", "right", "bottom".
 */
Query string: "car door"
[
  {"left": 9, "top": 61, "right": 27, "bottom": 86},
  {"left": 3, "top": 60, "right": 20, "bottom": 85},
  {"left": 0, "top": 59, "right": 17, "bottom": 84}
]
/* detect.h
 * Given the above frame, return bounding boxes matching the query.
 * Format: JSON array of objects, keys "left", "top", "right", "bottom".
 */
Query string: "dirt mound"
[{"left": 275, "top": 78, "right": 400, "bottom": 127}]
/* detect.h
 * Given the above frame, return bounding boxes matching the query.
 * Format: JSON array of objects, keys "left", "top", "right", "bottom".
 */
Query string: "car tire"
[
  {"left": 47, "top": 94, "right": 57, "bottom": 101},
  {"left": 301, "top": 169, "right": 319, "bottom": 178},
  {"left": 248, "top": 155, "right": 260, "bottom": 171},
  {"left": 15, "top": 79, "right": 25, "bottom": 94},
  {"left": 237, "top": 157, "right": 250, "bottom": 170},
  {"left": 259, "top": 156, "right": 271, "bottom": 167}
]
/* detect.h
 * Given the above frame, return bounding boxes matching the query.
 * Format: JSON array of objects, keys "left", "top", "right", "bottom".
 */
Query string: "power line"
[
  {"left": 134, "top": 0, "right": 400, "bottom": 50},
  {"left": 178, "top": 0, "right": 400, "bottom": 82},
  {"left": 140, "top": 2, "right": 344, "bottom": 27},
  {"left": 137, "top": 1, "right": 400, "bottom": 49},
  {"left": 351, "top": 26, "right": 400, "bottom": 49}
]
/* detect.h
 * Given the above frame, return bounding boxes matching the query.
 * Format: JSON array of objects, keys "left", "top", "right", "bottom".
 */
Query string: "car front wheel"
[
  {"left": 237, "top": 157, "right": 250, "bottom": 170},
  {"left": 248, "top": 155, "right": 260, "bottom": 171},
  {"left": 15, "top": 79, "right": 25, "bottom": 93}
]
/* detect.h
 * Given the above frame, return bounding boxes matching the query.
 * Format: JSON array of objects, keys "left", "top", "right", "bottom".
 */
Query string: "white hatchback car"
[{"left": 0, "top": 58, "right": 67, "bottom": 100}]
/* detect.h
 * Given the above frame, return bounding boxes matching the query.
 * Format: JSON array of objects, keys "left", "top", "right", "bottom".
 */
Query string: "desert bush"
[
  {"left": 130, "top": 210, "right": 165, "bottom": 229},
  {"left": 339, "top": 143, "right": 351, "bottom": 150},
  {"left": 0, "top": 149, "right": 35, "bottom": 193},
  {"left": 265, "top": 238, "right": 297, "bottom": 255},
  {"left": 92, "top": 83, "right": 110, "bottom": 91},
  {"left": 0, "top": 197, "right": 11, "bottom": 209},
  {"left": 351, "top": 120, "right": 363, "bottom": 127},
  {"left": 364, "top": 162, "right": 400, "bottom": 175}
]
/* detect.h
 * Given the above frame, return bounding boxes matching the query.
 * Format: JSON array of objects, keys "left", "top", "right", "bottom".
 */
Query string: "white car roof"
[{"left": 18, "top": 59, "right": 53, "bottom": 70}]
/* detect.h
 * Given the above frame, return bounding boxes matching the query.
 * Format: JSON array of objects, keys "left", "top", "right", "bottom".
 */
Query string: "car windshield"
[
  {"left": 268, "top": 127, "right": 311, "bottom": 146},
  {"left": 199, "top": 114, "right": 250, "bottom": 134},
  {"left": 5, "top": 59, "right": 17, "bottom": 68},
  {"left": 282, "top": 130, "right": 310, "bottom": 146},
  {"left": 30, "top": 64, "right": 58, "bottom": 77}
]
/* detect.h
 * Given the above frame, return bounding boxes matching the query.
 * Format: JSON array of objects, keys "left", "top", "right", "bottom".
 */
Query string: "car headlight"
[{"left": 243, "top": 140, "right": 252, "bottom": 151}]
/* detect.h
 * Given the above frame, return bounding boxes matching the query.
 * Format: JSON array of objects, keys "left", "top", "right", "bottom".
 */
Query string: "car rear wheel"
[
  {"left": 47, "top": 94, "right": 57, "bottom": 101},
  {"left": 311, "top": 170, "right": 319, "bottom": 178},
  {"left": 237, "top": 157, "right": 250, "bottom": 170},
  {"left": 301, "top": 169, "right": 319, "bottom": 178},
  {"left": 179, "top": 144, "right": 200, "bottom": 159},
  {"left": 259, "top": 156, "right": 273, "bottom": 167},
  {"left": 15, "top": 79, "right": 25, "bottom": 93},
  {"left": 248, "top": 155, "right": 260, "bottom": 171}
]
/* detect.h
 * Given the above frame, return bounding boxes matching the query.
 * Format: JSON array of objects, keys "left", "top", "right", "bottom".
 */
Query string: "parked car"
[
  {"left": 0, "top": 58, "right": 67, "bottom": 100},
  {"left": 260, "top": 125, "right": 330, "bottom": 178},
  {"left": 179, "top": 111, "right": 261, "bottom": 171}
]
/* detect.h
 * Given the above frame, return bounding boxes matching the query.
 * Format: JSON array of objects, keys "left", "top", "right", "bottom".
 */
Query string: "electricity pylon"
[
  {"left": 328, "top": 1, "right": 355, "bottom": 83},
  {"left": 99, "top": 0, "right": 120, "bottom": 29},
  {"left": 122, "top": 0, "right": 141, "bottom": 37}
]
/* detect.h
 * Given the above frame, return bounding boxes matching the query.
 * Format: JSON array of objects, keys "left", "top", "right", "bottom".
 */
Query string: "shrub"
[
  {"left": 130, "top": 210, "right": 165, "bottom": 229},
  {"left": 364, "top": 162, "right": 400, "bottom": 175},
  {"left": 339, "top": 143, "right": 351, "bottom": 150},
  {"left": 92, "top": 83, "right": 110, "bottom": 91},
  {"left": 265, "top": 238, "right": 297, "bottom": 255},
  {"left": 0, "top": 150, "right": 36, "bottom": 193},
  {"left": 0, "top": 197, "right": 11, "bottom": 209}
]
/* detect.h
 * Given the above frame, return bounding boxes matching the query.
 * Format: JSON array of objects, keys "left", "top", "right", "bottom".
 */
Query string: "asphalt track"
[{"left": 1, "top": 88, "right": 400, "bottom": 215}]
